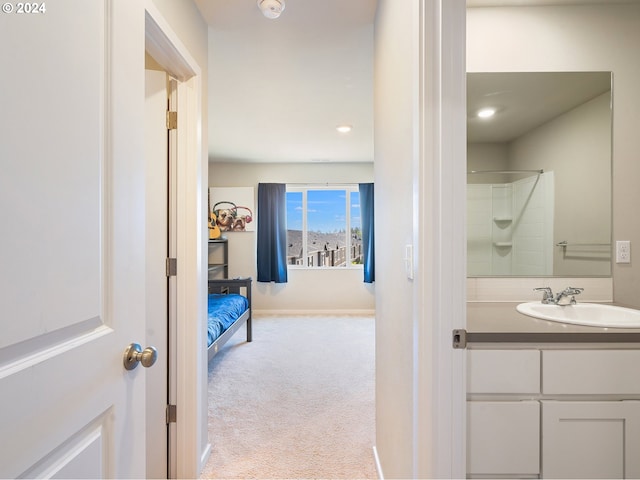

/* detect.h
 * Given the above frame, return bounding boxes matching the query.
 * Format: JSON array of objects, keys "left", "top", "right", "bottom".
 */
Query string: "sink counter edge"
[{"left": 466, "top": 302, "right": 640, "bottom": 344}]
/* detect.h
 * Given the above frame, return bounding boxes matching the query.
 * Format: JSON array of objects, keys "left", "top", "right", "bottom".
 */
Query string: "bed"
[{"left": 207, "top": 277, "right": 252, "bottom": 361}]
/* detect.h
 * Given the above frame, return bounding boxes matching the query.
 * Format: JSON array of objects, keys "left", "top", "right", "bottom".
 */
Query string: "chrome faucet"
[
  {"left": 533, "top": 287, "right": 554, "bottom": 304},
  {"left": 534, "top": 287, "right": 584, "bottom": 305},
  {"left": 554, "top": 287, "right": 584, "bottom": 305}
]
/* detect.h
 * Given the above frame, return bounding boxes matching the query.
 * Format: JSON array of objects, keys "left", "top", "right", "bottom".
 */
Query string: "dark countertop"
[{"left": 465, "top": 302, "right": 640, "bottom": 344}]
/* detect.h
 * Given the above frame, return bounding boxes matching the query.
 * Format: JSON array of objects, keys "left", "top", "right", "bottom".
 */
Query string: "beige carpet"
[{"left": 200, "top": 315, "right": 377, "bottom": 480}]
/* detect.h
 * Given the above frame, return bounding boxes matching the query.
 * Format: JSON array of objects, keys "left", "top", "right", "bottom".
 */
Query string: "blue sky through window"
[
  {"left": 286, "top": 189, "right": 360, "bottom": 233},
  {"left": 286, "top": 187, "right": 363, "bottom": 267},
  {"left": 286, "top": 191, "right": 303, "bottom": 230},
  {"left": 308, "top": 190, "right": 345, "bottom": 232}
]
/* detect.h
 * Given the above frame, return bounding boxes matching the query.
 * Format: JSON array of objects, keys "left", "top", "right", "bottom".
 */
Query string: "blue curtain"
[
  {"left": 359, "top": 183, "right": 375, "bottom": 283},
  {"left": 257, "top": 183, "right": 288, "bottom": 283}
]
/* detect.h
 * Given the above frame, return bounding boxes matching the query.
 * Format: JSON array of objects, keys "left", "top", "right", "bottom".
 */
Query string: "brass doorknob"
[{"left": 123, "top": 343, "right": 158, "bottom": 370}]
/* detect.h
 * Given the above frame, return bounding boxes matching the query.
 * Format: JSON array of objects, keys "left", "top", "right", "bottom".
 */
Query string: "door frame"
[
  {"left": 145, "top": 2, "right": 208, "bottom": 478},
  {"left": 415, "top": 1, "right": 466, "bottom": 478},
  {"left": 144, "top": 66, "right": 171, "bottom": 480}
]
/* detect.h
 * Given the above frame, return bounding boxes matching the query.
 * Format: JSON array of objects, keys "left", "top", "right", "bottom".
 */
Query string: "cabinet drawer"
[
  {"left": 468, "top": 350, "right": 540, "bottom": 394},
  {"left": 467, "top": 401, "right": 540, "bottom": 475},
  {"left": 543, "top": 350, "right": 640, "bottom": 394}
]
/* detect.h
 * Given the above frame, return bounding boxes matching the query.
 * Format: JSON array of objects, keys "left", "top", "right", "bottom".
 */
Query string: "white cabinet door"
[
  {"left": 0, "top": 2, "right": 149, "bottom": 478},
  {"left": 468, "top": 349, "right": 540, "bottom": 394},
  {"left": 542, "top": 401, "right": 640, "bottom": 479},
  {"left": 543, "top": 350, "right": 640, "bottom": 395},
  {"left": 468, "top": 401, "right": 540, "bottom": 476}
]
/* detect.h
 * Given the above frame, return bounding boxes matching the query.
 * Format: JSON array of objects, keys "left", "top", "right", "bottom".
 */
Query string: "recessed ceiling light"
[
  {"left": 336, "top": 125, "right": 352, "bottom": 133},
  {"left": 477, "top": 108, "right": 496, "bottom": 119}
]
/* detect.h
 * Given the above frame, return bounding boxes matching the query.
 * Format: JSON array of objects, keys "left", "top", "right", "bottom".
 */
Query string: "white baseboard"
[
  {"left": 199, "top": 442, "right": 211, "bottom": 475},
  {"left": 373, "top": 445, "right": 384, "bottom": 480},
  {"left": 253, "top": 309, "right": 375, "bottom": 316}
]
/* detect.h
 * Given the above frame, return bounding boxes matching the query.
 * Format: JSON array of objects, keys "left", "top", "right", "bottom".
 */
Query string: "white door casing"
[
  {"left": 143, "top": 69, "right": 183, "bottom": 479},
  {"left": 0, "top": 1, "right": 148, "bottom": 478},
  {"left": 145, "top": 67, "right": 170, "bottom": 479},
  {"left": 415, "top": 0, "right": 467, "bottom": 477},
  {"left": 166, "top": 76, "right": 180, "bottom": 478},
  {"left": 144, "top": 3, "right": 208, "bottom": 477}
]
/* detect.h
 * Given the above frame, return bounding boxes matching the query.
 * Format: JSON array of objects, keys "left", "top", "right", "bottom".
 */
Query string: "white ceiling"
[
  {"left": 194, "top": 0, "right": 635, "bottom": 163},
  {"left": 195, "top": 0, "right": 376, "bottom": 164}
]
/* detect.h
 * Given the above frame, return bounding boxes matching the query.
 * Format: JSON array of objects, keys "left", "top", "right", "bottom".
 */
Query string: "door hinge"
[
  {"left": 167, "top": 111, "right": 178, "bottom": 130},
  {"left": 166, "top": 257, "right": 177, "bottom": 277},
  {"left": 166, "top": 404, "right": 177, "bottom": 424},
  {"left": 452, "top": 329, "right": 467, "bottom": 349}
]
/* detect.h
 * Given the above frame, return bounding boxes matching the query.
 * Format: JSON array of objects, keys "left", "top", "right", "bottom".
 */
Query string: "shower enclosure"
[{"left": 467, "top": 170, "right": 554, "bottom": 276}]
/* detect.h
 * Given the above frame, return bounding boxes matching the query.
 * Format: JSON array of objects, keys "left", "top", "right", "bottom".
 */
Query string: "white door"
[
  {"left": 0, "top": 2, "right": 150, "bottom": 478},
  {"left": 145, "top": 68, "right": 170, "bottom": 479}
]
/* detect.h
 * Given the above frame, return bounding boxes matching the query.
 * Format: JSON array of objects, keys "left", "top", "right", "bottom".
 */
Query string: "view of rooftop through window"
[{"left": 286, "top": 187, "right": 363, "bottom": 267}]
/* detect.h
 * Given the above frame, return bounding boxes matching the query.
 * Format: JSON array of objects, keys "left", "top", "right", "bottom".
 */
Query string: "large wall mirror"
[{"left": 467, "top": 72, "right": 612, "bottom": 277}]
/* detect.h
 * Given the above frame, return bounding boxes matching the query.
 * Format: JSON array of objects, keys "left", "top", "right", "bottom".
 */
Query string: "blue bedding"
[{"left": 207, "top": 293, "right": 249, "bottom": 347}]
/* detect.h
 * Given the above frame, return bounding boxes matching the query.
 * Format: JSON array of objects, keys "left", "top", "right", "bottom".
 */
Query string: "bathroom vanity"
[{"left": 465, "top": 303, "right": 640, "bottom": 479}]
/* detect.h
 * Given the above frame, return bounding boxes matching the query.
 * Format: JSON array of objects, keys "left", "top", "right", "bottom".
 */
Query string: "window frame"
[{"left": 286, "top": 184, "right": 363, "bottom": 270}]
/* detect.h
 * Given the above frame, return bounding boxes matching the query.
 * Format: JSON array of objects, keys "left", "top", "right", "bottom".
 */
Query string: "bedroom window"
[{"left": 286, "top": 185, "right": 363, "bottom": 268}]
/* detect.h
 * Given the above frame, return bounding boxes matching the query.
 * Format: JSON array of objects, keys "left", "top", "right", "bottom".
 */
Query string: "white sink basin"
[{"left": 516, "top": 302, "right": 640, "bottom": 328}]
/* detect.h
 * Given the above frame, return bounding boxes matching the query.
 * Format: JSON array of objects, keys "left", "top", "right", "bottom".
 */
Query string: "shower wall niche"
[{"left": 467, "top": 172, "right": 554, "bottom": 276}]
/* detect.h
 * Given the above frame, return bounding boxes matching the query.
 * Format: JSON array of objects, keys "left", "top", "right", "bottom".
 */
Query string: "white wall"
[
  {"left": 468, "top": 4, "right": 640, "bottom": 307},
  {"left": 373, "top": 0, "right": 418, "bottom": 475},
  {"left": 208, "top": 162, "right": 375, "bottom": 313},
  {"left": 374, "top": 0, "right": 467, "bottom": 477}
]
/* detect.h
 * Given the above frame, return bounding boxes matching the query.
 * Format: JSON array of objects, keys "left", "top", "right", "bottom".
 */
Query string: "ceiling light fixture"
[
  {"left": 477, "top": 108, "right": 496, "bottom": 119},
  {"left": 257, "top": 0, "right": 285, "bottom": 19},
  {"left": 336, "top": 125, "right": 352, "bottom": 133}
]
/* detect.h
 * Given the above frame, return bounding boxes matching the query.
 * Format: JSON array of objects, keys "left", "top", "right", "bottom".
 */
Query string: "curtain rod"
[{"left": 467, "top": 169, "right": 544, "bottom": 174}]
